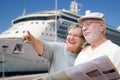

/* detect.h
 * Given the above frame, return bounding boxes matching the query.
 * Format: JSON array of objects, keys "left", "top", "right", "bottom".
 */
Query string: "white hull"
[{"left": 0, "top": 38, "right": 48, "bottom": 73}]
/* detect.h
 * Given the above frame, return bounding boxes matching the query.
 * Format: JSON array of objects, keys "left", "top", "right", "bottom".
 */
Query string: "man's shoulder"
[{"left": 108, "top": 40, "right": 120, "bottom": 48}]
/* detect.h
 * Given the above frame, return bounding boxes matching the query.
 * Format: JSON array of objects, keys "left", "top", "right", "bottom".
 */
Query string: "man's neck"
[{"left": 90, "top": 38, "right": 107, "bottom": 50}]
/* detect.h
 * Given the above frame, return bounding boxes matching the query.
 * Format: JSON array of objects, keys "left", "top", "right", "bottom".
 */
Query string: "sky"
[{"left": 0, "top": 0, "right": 120, "bottom": 33}]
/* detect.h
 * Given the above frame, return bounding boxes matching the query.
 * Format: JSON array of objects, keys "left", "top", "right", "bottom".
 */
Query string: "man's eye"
[{"left": 86, "top": 23, "right": 91, "bottom": 25}]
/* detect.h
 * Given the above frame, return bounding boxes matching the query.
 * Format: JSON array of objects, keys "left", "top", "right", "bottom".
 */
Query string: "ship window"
[
  {"left": 23, "top": 31, "right": 26, "bottom": 33},
  {"left": 13, "top": 16, "right": 59, "bottom": 24},
  {"left": 46, "top": 33, "right": 48, "bottom": 36},
  {"left": 57, "top": 29, "right": 67, "bottom": 35},
  {"left": 61, "top": 15, "right": 77, "bottom": 23},
  {"left": 42, "top": 32, "right": 44, "bottom": 35},
  {"left": 13, "top": 44, "right": 23, "bottom": 53},
  {"left": 62, "top": 21, "right": 72, "bottom": 27},
  {"left": 36, "top": 22, "right": 39, "bottom": 24},
  {"left": 31, "top": 22, "right": 34, "bottom": 24},
  {"left": 15, "top": 31, "right": 19, "bottom": 33},
  {"left": 42, "top": 22, "right": 45, "bottom": 24},
  {"left": 0, "top": 61, "right": 6, "bottom": 64},
  {"left": 50, "top": 34, "right": 52, "bottom": 36},
  {"left": 58, "top": 25, "right": 68, "bottom": 30},
  {"left": 57, "top": 26, "right": 67, "bottom": 39},
  {"left": 57, "top": 34, "right": 66, "bottom": 39}
]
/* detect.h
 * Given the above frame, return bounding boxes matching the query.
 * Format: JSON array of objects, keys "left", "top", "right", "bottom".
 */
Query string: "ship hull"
[{"left": 0, "top": 38, "right": 48, "bottom": 76}]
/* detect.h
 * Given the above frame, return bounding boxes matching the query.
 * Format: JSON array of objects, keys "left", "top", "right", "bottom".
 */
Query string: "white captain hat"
[{"left": 78, "top": 10, "right": 105, "bottom": 22}]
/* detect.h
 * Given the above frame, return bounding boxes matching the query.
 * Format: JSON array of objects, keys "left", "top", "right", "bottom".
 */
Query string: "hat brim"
[{"left": 78, "top": 16, "right": 104, "bottom": 22}]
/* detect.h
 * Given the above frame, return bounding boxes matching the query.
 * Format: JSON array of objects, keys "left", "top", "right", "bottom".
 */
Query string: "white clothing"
[{"left": 74, "top": 40, "right": 120, "bottom": 73}]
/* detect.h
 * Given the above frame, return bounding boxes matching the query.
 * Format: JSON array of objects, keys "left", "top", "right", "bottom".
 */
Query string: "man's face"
[
  {"left": 66, "top": 27, "right": 85, "bottom": 52},
  {"left": 81, "top": 19, "right": 102, "bottom": 43}
]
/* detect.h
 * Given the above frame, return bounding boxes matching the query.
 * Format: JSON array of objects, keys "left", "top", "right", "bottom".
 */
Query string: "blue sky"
[{"left": 0, "top": 0, "right": 120, "bottom": 33}]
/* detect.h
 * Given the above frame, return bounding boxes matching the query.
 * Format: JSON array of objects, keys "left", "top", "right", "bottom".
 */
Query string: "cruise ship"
[
  {"left": 0, "top": 0, "right": 120, "bottom": 76},
  {"left": 0, "top": 1, "right": 80, "bottom": 76}
]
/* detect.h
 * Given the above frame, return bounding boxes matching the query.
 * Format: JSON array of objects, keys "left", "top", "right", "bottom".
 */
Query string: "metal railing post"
[{"left": 2, "top": 45, "right": 8, "bottom": 79}]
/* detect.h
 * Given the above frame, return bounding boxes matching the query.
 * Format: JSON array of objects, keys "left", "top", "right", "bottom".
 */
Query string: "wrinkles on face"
[
  {"left": 82, "top": 20, "right": 101, "bottom": 43},
  {"left": 66, "top": 28, "right": 84, "bottom": 52}
]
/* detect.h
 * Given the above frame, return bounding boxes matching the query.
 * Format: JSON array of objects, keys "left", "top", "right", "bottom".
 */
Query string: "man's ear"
[{"left": 100, "top": 22, "right": 105, "bottom": 32}]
